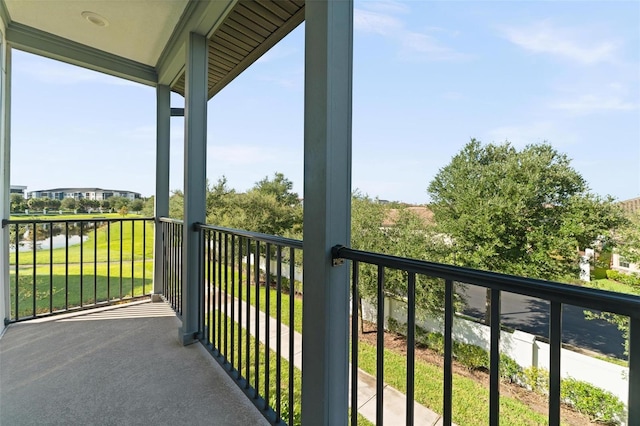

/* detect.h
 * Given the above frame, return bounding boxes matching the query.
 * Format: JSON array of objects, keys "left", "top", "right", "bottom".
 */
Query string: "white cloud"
[
  {"left": 486, "top": 121, "right": 577, "bottom": 148},
  {"left": 551, "top": 94, "right": 637, "bottom": 114},
  {"left": 354, "top": 7, "right": 468, "bottom": 62},
  {"left": 501, "top": 20, "right": 618, "bottom": 64}
]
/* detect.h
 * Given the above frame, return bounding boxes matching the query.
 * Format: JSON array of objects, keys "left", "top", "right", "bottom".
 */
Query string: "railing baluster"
[
  {"left": 406, "top": 272, "right": 416, "bottom": 426},
  {"left": 549, "top": 301, "right": 562, "bottom": 426},
  {"left": 14, "top": 224, "right": 19, "bottom": 321},
  {"left": 131, "top": 220, "right": 135, "bottom": 297},
  {"left": 246, "top": 237, "right": 251, "bottom": 390},
  {"left": 32, "top": 222, "right": 36, "bottom": 317},
  {"left": 48, "top": 223, "right": 53, "bottom": 312},
  {"left": 254, "top": 241, "right": 260, "bottom": 397},
  {"left": 289, "top": 248, "right": 295, "bottom": 426},
  {"left": 377, "top": 265, "right": 385, "bottom": 425},
  {"left": 443, "top": 279, "right": 453, "bottom": 425},
  {"left": 218, "top": 231, "right": 223, "bottom": 352},
  {"left": 231, "top": 235, "right": 236, "bottom": 367},
  {"left": 119, "top": 220, "right": 123, "bottom": 300},
  {"left": 107, "top": 222, "right": 111, "bottom": 301},
  {"left": 265, "top": 242, "right": 271, "bottom": 410},
  {"left": 65, "top": 222, "right": 69, "bottom": 311},
  {"left": 238, "top": 237, "right": 243, "bottom": 379},
  {"left": 143, "top": 219, "right": 147, "bottom": 295},
  {"left": 276, "top": 245, "right": 282, "bottom": 421},
  {"left": 490, "top": 288, "right": 501, "bottom": 426},
  {"left": 94, "top": 221, "right": 98, "bottom": 304},
  {"left": 224, "top": 233, "right": 229, "bottom": 357},
  {"left": 80, "top": 222, "right": 84, "bottom": 307},
  {"left": 629, "top": 316, "right": 640, "bottom": 423},
  {"left": 351, "top": 260, "right": 360, "bottom": 426}
]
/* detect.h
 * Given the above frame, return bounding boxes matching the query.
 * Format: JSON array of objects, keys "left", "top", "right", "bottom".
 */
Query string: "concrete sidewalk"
[{"left": 218, "top": 291, "right": 448, "bottom": 426}]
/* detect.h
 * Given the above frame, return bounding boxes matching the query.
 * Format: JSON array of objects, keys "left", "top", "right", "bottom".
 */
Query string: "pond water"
[{"left": 10, "top": 234, "right": 89, "bottom": 253}]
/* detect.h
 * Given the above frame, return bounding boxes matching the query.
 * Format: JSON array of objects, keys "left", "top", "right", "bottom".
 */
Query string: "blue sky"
[{"left": 10, "top": 1, "right": 640, "bottom": 205}]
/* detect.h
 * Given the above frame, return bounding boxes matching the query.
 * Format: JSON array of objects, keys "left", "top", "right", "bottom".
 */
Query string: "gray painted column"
[
  {"left": 180, "top": 32, "right": 207, "bottom": 345},
  {"left": 152, "top": 84, "right": 171, "bottom": 301},
  {"left": 0, "top": 42, "right": 10, "bottom": 328},
  {"left": 302, "top": 1, "right": 353, "bottom": 425}
]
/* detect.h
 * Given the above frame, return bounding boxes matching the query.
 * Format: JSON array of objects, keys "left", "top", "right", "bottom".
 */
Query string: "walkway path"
[{"left": 216, "top": 290, "right": 450, "bottom": 426}]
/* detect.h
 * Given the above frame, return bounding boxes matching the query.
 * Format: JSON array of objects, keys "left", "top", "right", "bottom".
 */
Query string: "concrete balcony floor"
[{"left": 0, "top": 301, "right": 269, "bottom": 426}]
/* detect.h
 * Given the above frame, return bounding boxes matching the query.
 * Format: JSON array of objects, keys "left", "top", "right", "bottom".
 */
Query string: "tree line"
[{"left": 11, "top": 194, "right": 146, "bottom": 214}]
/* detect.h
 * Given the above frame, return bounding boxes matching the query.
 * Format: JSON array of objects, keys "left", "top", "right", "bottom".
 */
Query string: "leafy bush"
[
  {"left": 453, "top": 342, "right": 489, "bottom": 370},
  {"left": 606, "top": 269, "right": 640, "bottom": 286},
  {"left": 499, "top": 354, "right": 523, "bottom": 383},
  {"left": 522, "top": 366, "right": 549, "bottom": 394},
  {"left": 561, "top": 378, "right": 625, "bottom": 424}
]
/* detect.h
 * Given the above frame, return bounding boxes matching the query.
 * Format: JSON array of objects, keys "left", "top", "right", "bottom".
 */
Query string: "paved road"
[{"left": 459, "top": 284, "right": 626, "bottom": 359}]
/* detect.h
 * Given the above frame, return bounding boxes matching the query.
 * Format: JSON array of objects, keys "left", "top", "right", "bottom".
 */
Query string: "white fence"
[{"left": 361, "top": 297, "right": 629, "bottom": 404}]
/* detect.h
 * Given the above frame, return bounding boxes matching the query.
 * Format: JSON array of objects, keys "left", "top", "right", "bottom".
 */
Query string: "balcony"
[{"left": 2, "top": 216, "right": 639, "bottom": 425}]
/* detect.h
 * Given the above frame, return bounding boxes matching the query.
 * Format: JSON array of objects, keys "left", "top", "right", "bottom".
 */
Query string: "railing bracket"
[{"left": 331, "top": 245, "right": 345, "bottom": 267}]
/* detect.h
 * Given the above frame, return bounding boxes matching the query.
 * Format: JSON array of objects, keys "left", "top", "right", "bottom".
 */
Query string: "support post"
[
  {"left": 180, "top": 32, "right": 207, "bottom": 345},
  {"left": 152, "top": 84, "right": 171, "bottom": 302},
  {"left": 0, "top": 37, "right": 10, "bottom": 330},
  {"left": 302, "top": 1, "right": 353, "bottom": 424}
]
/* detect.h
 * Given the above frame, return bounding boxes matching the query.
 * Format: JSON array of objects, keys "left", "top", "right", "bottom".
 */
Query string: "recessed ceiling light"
[{"left": 81, "top": 11, "right": 109, "bottom": 27}]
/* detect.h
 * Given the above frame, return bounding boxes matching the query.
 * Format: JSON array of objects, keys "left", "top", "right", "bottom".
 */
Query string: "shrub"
[
  {"left": 453, "top": 342, "right": 489, "bottom": 370},
  {"left": 499, "top": 354, "right": 523, "bottom": 383},
  {"left": 606, "top": 269, "right": 640, "bottom": 287},
  {"left": 522, "top": 366, "right": 549, "bottom": 394},
  {"left": 561, "top": 378, "right": 625, "bottom": 424}
]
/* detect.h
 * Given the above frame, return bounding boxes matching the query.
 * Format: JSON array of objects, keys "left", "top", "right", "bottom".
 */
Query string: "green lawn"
[
  {"left": 211, "top": 267, "right": 556, "bottom": 425},
  {"left": 7, "top": 216, "right": 155, "bottom": 320}
]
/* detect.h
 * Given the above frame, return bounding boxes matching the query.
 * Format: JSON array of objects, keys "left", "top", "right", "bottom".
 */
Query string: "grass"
[
  {"left": 10, "top": 217, "right": 154, "bottom": 265},
  {"left": 211, "top": 312, "right": 373, "bottom": 426},
  {"left": 7, "top": 215, "right": 155, "bottom": 319},
  {"left": 212, "top": 268, "right": 560, "bottom": 425},
  {"left": 588, "top": 278, "right": 639, "bottom": 295},
  {"left": 9, "top": 262, "right": 153, "bottom": 319}
]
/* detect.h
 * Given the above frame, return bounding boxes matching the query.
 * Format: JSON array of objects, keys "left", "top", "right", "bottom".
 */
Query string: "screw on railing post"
[
  {"left": 629, "top": 316, "right": 640, "bottom": 424},
  {"left": 331, "top": 245, "right": 345, "bottom": 267}
]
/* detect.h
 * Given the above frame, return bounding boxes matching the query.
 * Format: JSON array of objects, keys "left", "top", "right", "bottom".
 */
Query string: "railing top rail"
[
  {"left": 197, "top": 223, "right": 303, "bottom": 249},
  {"left": 333, "top": 245, "right": 640, "bottom": 318},
  {"left": 157, "top": 217, "right": 184, "bottom": 225},
  {"left": 3, "top": 216, "right": 154, "bottom": 227}
]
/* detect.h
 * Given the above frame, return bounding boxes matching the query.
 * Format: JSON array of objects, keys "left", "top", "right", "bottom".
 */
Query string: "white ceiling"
[{"left": 5, "top": 0, "right": 190, "bottom": 66}]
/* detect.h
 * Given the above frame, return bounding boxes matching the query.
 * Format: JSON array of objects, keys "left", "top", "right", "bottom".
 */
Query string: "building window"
[{"left": 620, "top": 258, "right": 631, "bottom": 268}]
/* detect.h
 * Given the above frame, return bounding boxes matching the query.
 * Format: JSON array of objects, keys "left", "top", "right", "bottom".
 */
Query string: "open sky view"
[{"left": 10, "top": 1, "right": 640, "bottom": 205}]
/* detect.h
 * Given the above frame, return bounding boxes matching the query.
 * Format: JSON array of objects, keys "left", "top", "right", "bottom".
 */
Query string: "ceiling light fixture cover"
[{"left": 81, "top": 11, "right": 109, "bottom": 27}]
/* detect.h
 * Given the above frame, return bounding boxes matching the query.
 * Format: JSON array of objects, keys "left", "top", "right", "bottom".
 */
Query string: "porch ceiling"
[{"left": 1, "top": 0, "right": 304, "bottom": 98}]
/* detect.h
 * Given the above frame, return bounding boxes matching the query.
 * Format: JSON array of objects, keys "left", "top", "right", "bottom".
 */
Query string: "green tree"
[
  {"left": 614, "top": 210, "right": 640, "bottom": 265},
  {"left": 254, "top": 172, "right": 300, "bottom": 207},
  {"left": 141, "top": 196, "right": 155, "bottom": 217},
  {"left": 60, "top": 197, "right": 77, "bottom": 211},
  {"left": 45, "top": 198, "right": 61, "bottom": 210},
  {"left": 168, "top": 190, "right": 184, "bottom": 219},
  {"left": 108, "top": 196, "right": 130, "bottom": 210},
  {"left": 130, "top": 198, "right": 145, "bottom": 213},
  {"left": 351, "top": 193, "right": 452, "bottom": 322},
  {"left": 10, "top": 193, "right": 26, "bottom": 212},
  {"left": 427, "top": 139, "right": 625, "bottom": 280}
]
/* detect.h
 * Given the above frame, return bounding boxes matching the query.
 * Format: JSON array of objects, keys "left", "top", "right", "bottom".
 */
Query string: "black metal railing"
[
  {"left": 3, "top": 216, "right": 154, "bottom": 322},
  {"left": 197, "top": 223, "right": 303, "bottom": 424},
  {"left": 332, "top": 245, "right": 640, "bottom": 426},
  {"left": 158, "top": 217, "right": 183, "bottom": 315}
]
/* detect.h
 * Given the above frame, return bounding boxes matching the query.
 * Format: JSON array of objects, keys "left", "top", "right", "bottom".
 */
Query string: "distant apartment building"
[
  {"left": 620, "top": 196, "right": 640, "bottom": 214},
  {"left": 10, "top": 185, "right": 27, "bottom": 197},
  {"left": 27, "top": 188, "right": 141, "bottom": 201}
]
